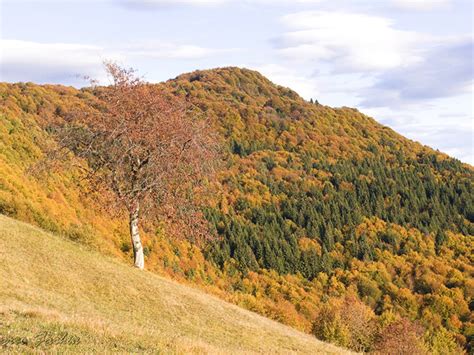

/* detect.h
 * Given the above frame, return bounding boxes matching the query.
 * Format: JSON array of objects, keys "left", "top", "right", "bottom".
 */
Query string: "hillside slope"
[
  {"left": 0, "top": 69, "right": 472, "bottom": 352},
  {"left": 0, "top": 215, "right": 350, "bottom": 354}
]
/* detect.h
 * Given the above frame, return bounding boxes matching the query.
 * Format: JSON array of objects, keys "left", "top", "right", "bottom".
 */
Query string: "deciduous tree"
[{"left": 53, "top": 63, "right": 219, "bottom": 269}]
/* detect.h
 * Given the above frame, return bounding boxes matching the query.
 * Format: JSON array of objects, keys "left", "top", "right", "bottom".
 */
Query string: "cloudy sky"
[{"left": 1, "top": 0, "right": 473, "bottom": 163}]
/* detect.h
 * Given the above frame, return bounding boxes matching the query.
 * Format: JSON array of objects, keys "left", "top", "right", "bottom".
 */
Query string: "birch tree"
[{"left": 54, "top": 63, "right": 218, "bottom": 269}]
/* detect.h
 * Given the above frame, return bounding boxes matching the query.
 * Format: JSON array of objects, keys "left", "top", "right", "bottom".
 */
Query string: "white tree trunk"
[{"left": 129, "top": 203, "right": 145, "bottom": 270}]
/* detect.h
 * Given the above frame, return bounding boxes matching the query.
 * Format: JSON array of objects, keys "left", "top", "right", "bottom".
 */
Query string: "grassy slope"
[{"left": 0, "top": 215, "right": 351, "bottom": 354}]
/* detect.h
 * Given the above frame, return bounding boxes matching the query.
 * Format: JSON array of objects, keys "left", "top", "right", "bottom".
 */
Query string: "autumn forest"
[{"left": 0, "top": 67, "right": 472, "bottom": 353}]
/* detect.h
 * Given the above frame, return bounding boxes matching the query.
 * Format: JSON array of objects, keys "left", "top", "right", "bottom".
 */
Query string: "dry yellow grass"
[{"left": 0, "top": 215, "right": 352, "bottom": 354}]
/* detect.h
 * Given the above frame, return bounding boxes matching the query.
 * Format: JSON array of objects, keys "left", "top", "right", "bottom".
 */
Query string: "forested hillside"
[{"left": 1, "top": 68, "right": 472, "bottom": 353}]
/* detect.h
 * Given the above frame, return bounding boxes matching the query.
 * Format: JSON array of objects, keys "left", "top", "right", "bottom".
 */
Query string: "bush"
[
  {"left": 374, "top": 318, "right": 427, "bottom": 354},
  {"left": 64, "top": 224, "right": 94, "bottom": 245},
  {"left": 312, "top": 295, "right": 377, "bottom": 352},
  {"left": 0, "top": 197, "right": 18, "bottom": 217}
]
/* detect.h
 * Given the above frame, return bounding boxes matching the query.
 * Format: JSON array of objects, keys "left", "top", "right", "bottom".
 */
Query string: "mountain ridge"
[{"left": 170, "top": 66, "right": 465, "bottom": 161}]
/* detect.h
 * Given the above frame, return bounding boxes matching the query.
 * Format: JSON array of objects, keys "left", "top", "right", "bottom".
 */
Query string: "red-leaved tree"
[{"left": 53, "top": 63, "right": 219, "bottom": 269}]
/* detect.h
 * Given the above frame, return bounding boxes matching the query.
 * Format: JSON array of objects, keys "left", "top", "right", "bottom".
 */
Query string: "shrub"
[
  {"left": 312, "top": 295, "right": 377, "bottom": 352},
  {"left": 374, "top": 318, "right": 427, "bottom": 354}
]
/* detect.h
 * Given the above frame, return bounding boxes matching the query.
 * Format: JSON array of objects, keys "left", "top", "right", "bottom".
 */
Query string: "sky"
[{"left": 1, "top": 0, "right": 473, "bottom": 164}]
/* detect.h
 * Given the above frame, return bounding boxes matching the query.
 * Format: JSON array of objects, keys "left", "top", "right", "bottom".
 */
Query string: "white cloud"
[
  {"left": 279, "top": 11, "right": 428, "bottom": 72},
  {"left": 0, "top": 40, "right": 111, "bottom": 85},
  {"left": 359, "top": 37, "right": 473, "bottom": 107},
  {"left": 0, "top": 39, "right": 235, "bottom": 85},
  {"left": 276, "top": 11, "right": 473, "bottom": 107},
  {"left": 392, "top": 0, "right": 451, "bottom": 10}
]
